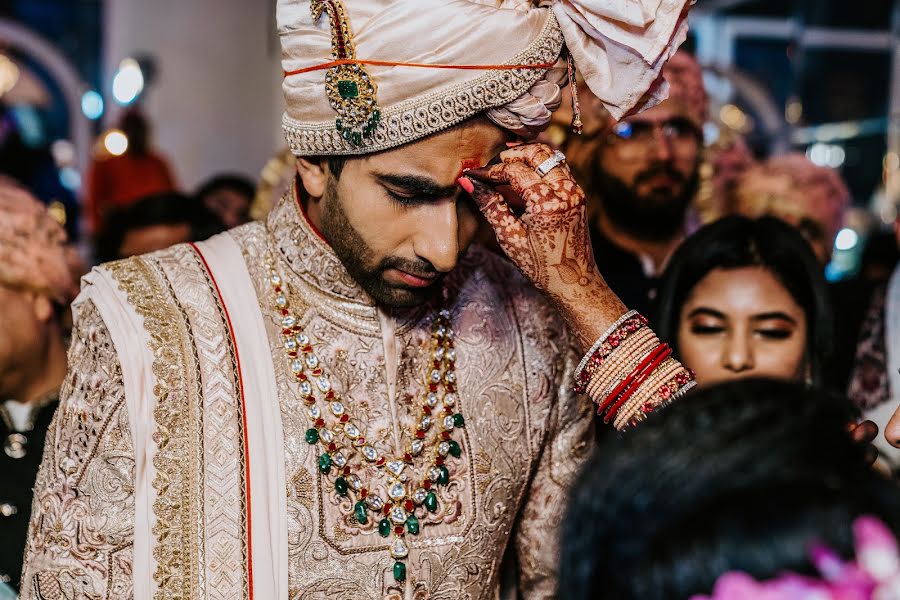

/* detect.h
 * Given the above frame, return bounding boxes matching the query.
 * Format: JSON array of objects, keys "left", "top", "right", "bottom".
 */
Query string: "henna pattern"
[{"left": 468, "top": 143, "right": 627, "bottom": 350}]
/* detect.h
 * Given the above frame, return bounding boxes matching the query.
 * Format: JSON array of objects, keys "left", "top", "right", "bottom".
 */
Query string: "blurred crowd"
[{"left": 2, "top": 48, "right": 900, "bottom": 597}]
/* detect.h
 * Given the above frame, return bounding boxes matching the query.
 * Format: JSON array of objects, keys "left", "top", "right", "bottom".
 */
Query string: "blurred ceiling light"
[
  {"left": 112, "top": 58, "right": 144, "bottom": 105},
  {"left": 0, "top": 55, "right": 20, "bottom": 97},
  {"left": 51, "top": 139, "right": 76, "bottom": 167},
  {"left": 785, "top": 99, "right": 803, "bottom": 124},
  {"left": 103, "top": 130, "right": 129, "bottom": 156},
  {"left": 834, "top": 228, "right": 859, "bottom": 252},
  {"left": 81, "top": 90, "right": 104, "bottom": 120},
  {"left": 47, "top": 201, "right": 67, "bottom": 226},
  {"left": 59, "top": 168, "right": 81, "bottom": 192},
  {"left": 807, "top": 143, "right": 846, "bottom": 169},
  {"left": 719, "top": 104, "right": 752, "bottom": 133}
]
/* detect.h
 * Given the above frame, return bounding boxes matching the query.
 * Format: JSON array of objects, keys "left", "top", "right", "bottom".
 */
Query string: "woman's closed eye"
[
  {"left": 689, "top": 321, "right": 726, "bottom": 335},
  {"left": 753, "top": 326, "right": 795, "bottom": 340},
  {"left": 752, "top": 315, "right": 797, "bottom": 340}
]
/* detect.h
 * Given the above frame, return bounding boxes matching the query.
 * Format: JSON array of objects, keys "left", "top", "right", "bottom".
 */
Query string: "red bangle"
[
  {"left": 595, "top": 343, "right": 669, "bottom": 418},
  {"left": 604, "top": 346, "right": 673, "bottom": 424}
]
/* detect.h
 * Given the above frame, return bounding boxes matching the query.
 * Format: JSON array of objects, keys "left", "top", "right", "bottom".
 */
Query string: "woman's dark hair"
[
  {"left": 559, "top": 379, "right": 900, "bottom": 600},
  {"left": 654, "top": 216, "right": 832, "bottom": 386},
  {"left": 94, "top": 192, "right": 225, "bottom": 263}
]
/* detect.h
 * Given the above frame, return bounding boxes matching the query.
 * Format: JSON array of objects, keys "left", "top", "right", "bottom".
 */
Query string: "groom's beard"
[{"left": 592, "top": 161, "right": 700, "bottom": 242}]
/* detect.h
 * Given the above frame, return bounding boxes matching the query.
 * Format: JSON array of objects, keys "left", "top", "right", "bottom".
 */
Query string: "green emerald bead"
[
  {"left": 318, "top": 453, "right": 332, "bottom": 474},
  {"left": 438, "top": 465, "right": 449, "bottom": 486},
  {"left": 334, "top": 476, "right": 348, "bottom": 496},
  {"left": 448, "top": 440, "right": 461, "bottom": 458},
  {"left": 354, "top": 501, "right": 368, "bottom": 525},
  {"left": 305, "top": 428, "right": 319, "bottom": 445},
  {"left": 378, "top": 518, "right": 391, "bottom": 537},
  {"left": 425, "top": 491, "right": 438, "bottom": 513},
  {"left": 406, "top": 514, "right": 420, "bottom": 535},
  {"left": 453, "top": 413, "right": 465, "bottom": 428},
  {"left": 337, "top": 79, "right": 359, "bottom": 99},
  {"left": 393, "top": 560, "right": 407, "bottom": 582}
]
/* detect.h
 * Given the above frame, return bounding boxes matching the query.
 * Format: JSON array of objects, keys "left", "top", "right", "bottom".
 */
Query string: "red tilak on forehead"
[{"left": 458, "top": 158, "right": 481, "bottom": 179}]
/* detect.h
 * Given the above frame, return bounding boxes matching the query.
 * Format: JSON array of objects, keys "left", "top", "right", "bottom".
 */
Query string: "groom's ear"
[{"left": 296, "top": 157, "right": 329, "bottom": 200}]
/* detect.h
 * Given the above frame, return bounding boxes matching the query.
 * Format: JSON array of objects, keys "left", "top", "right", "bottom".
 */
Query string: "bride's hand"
[{"left": 461, "top": 142, "right": 626, "bottom": 350}]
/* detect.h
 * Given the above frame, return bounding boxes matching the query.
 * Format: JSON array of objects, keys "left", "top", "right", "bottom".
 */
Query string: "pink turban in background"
[
  {"left": 734, "top": 153, "right": 850, "bottom": 262},
  {"left": 0, "top": 180, "right": 79, "bottom": 304},
  {"left": 660, "top": 50, "right": 709, "bottom": 126}
]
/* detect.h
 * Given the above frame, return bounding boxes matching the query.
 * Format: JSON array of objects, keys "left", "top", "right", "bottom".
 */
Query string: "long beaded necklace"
[{"left": 267, "top": 267, "right": 465, "bottom": 584}]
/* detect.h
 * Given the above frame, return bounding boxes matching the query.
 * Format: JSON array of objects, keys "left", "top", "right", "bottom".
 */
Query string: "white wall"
[{"left": 104, "top": 0, "right": 286, "bottom": 190}]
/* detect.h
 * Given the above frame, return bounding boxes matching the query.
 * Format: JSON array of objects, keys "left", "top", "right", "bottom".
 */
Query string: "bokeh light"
[
  {"left": 81, "top": 90, "right": 104, "bottom": 120},
  {"left": 103, "top": 129, "right": 129, "bottom": 156},
  {"left": 834, "top": 228, "right": 859, "bottom": 252},
  {"left": 112, "top": 58, "right": 144, "bottom": 105}
]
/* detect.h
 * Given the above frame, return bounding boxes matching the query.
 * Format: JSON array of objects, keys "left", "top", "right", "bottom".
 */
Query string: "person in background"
[
  {"left": 559, "top": 378, "right": 900, "bottom": 600},
  {"left": 852, "top": 216, "right": 900, "bottom": 471},
  {"left": 654, "top": 216, "right": 878, "bottom": 461},
  {"left": 732, "top": 153, "right": 850, "bottom": 265},
  {"left": 691, "top": 130, "right": 757, "bottom": 224},
  {"left": 85, "top": 109, "right": 177, "bottom": 235},
  {"left": 195, "top": 173, "right": 256, "bottom": 229},
  {"left": 731, "top": 155, "right": 868, "bottom": 394},
  {"left": 655, "top": 216, "right": 832, "bottom": 387},
  {"left": 0, "top": 180, "right": 79, "bottom": 592},
  {"left": 565, "top": 50, "right": 708, "bottom": 315},
  {"left": 94, "top": 192, "right": 225, "bottom": 263}
]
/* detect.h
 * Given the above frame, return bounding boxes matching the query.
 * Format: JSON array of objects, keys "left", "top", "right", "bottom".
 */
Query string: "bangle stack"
[{"left": 574, "top": 311, "right": 696, "bottom": 430}]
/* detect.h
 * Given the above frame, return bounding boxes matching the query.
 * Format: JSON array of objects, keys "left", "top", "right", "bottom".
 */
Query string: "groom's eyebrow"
[{"left": 374, "top": 173, "right": 459, "bottom": 198}]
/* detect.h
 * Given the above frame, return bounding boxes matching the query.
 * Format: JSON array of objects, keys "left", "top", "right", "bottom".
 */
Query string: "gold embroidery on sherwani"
[
  {"left": 231, "top": 191, "right": 595, "bottom": 600},
  {"left": 107, "top": 256, "right": 201, "bottom": 600},
  {"left": 156, "top": 246, "right": 251, "bottom": 600},
  {"left": 109, "top": 247, "right": 253, "bottom": 600},
  {"left": 20, "top": 299, "right": 134, "bottom": 600}
]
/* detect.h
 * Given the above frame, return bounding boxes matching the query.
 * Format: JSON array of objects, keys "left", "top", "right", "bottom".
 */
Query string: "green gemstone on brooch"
[
  {"left": 337, "top": 79, "right": 359, "bottom": 99},
  {"left": 318, "top": 453, "right": 332, "bottom": 474},
  {"left": 305, "top": 428, "right": 319, "bottom": 445},
  {"left": 334, "top": 476, "right": 348, "bottom": 496},
  {"left": 438, "top": 466, "right": 449, "bottom": 486},
  {"left": 448, "top": 440, "right": 461, "bottom": 458},
  {"left": 406, "top": 514, "right": 420, "bottom": 535},
  {"left": 453, "top": 413, "right": 465, "bottom": 428},
  {"left": 378, "top": 518, "right": 391, "bottom": 537},
  {"left": 354, "top": 500, "right": 368, "bottom": 525},
  {"left": 393, "top": 560, "right": 407, "bottom": 582},
  {"left": 425, "top": 491, "right": 438, "bottom": 513}
]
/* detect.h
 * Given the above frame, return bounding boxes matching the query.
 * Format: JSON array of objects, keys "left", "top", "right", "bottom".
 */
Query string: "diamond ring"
[{"left": 535, "top": 150, "right": 567, "bottom": 177}]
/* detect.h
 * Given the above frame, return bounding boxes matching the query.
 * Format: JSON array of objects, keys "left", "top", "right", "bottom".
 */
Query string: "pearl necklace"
[{"left": 268, "top": 269, "right": 465, "bottom": 584}]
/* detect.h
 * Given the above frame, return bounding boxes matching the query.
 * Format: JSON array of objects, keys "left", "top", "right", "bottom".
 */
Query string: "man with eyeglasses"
[{"left": 571, "top": 51, "right": 707, "bottom": 315}]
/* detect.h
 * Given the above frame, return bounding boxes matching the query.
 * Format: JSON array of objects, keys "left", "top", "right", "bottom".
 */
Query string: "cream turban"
[
  {"left": 0, "top": 180, "right": 78, "bottom": 304},
  {"left": 278, "top": 0, "right": 693, "bottom": 156}
]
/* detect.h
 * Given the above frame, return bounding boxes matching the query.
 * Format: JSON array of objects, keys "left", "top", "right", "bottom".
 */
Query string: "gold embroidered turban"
[{"left": 278, "top": 0, "right": 693, "bottom": 156}]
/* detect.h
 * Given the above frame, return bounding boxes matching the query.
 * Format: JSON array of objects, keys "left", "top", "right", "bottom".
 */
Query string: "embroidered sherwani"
[{"left": 21, "top": 191, "right": 594, "bottom": 600}]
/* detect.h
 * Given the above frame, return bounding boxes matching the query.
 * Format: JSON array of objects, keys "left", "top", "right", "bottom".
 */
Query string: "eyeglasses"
[{"left": 610, "top": 117, "right": 703, "bottom": 146}]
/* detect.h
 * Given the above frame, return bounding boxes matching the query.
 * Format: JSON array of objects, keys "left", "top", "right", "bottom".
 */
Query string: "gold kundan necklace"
[{"left": 267, "top": 267, "right": 465, "bottom": 584}]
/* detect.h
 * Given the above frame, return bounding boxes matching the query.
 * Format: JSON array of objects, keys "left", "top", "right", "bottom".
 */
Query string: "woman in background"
[{"left": 654, "top": 215, "right": 831, "bottom": 387}]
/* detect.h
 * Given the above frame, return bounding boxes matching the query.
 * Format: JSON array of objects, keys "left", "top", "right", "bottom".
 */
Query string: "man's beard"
[
  {"left": 592, "top": 161, "right": 700, "bottom": 242},
  {"left": 320, "top": 185, "right": 444, "bottom": 308}
]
